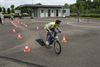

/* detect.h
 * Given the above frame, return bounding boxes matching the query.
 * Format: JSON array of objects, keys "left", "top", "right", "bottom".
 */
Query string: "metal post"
[{"left": 77, "top": 0, "right": 80, "bottom": 23}]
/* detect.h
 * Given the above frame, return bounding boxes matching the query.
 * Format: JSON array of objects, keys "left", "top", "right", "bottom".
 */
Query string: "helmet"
[{"left": 55, "top": 20, "right": 61, "bottom": 24}]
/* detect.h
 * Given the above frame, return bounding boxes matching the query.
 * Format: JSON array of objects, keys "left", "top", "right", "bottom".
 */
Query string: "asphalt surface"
[{"left": 0, "top": 17, "right": 100, "bottom": 67}]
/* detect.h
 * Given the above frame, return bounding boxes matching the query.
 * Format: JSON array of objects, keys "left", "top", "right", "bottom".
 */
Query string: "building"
[{"left": 16, "top": 4, "right": 70, "bottom": 17}]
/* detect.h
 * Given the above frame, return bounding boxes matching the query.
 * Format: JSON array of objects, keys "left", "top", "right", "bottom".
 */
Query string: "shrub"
[
  {"left": 3, "top": 13, "right": 30, "bottom": 18},
  {"left": 70, "top": 13, "right": 100, "bottom": 17}
]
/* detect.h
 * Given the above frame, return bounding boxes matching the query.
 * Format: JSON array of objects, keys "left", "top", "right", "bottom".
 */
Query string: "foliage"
[
  {"left": 70, "top": 0, "right": 100, "bottom": 15},
  {"left": 70, "top": 13, "right": 100, "bottom": 17},
  {"left": 2, "top": 7, "right": 6, "bottom": 13},
  {"left": 3, "top": 14, "right": 10, "bottom": 18},
  {"left": 7, "top": 8, "right": 11, "bottom": 14},
  {"left": 10, "top": 5, "right": 15, "bottom": 13},
  {"left": 4, "top": 13, "right": 30, "bottom": 18},
  {"left": 0, "top": 7, "right": 2, "bottom": 12},
  {"left": 35, "top": 3, "right": 42, "bottom": 5},
  {"left": 15, "top": 6, "right": 33, "bottom": 16},
  {"left": 64, "top": 3, "right": 69, "bottom": 8}
]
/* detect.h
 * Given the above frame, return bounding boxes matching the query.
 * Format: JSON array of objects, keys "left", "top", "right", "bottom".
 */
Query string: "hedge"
[
  {"left": 3, "top": 13, "right": 30, "bottom": 18},
  {"left": 81, "top": 14, "right": 100, "bottom": 17},
  {"left": 70, "top": 13, "right": 100, "bottom": 17},
  {"left": 4, "top": 14, "right": 10, "bottom": 18}
]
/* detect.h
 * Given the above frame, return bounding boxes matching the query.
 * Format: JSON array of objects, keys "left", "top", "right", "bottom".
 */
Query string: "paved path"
[{"left": 0, "top": 18, "right": 100, "bottom": 67}]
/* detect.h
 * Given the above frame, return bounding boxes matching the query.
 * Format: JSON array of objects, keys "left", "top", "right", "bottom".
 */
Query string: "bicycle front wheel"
[{"left": 54, "top": 41, "right": 61, "bottom": 55}]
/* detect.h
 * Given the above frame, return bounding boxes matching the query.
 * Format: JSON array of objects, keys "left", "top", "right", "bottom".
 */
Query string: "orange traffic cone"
[
  {"left": 23, "top": 41, "right": 31, "bottom": 54},
  {"left": 61, "top": 35, "right": 67, "bottom": 43},
  {"left": 23, "top": 45, "right": 31, "bottom": 53},
  {"left": 17, "top": 33, "right": 22, "bottom": 40}
]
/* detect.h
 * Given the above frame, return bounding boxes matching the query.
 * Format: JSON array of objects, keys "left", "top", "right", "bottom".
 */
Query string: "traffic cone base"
[
  {"left": 12, "top": 29, "right": 16, "bottom": 33},
  {"left": 23, "top": 45, "right": 31, "bottom": 53},
  {"left": 61, "top": 36, "right": 67, "bottom": 43},
  {"left": 17, "top": 34, "right": 22, "bottom": 40}
]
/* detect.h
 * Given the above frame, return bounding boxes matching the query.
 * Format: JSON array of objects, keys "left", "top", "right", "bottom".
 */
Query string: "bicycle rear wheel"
[{"left": 54, "top": 41, "right": 61, "bottom": 55}]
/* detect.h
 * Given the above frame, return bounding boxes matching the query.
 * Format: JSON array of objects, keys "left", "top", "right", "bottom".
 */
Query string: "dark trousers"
[{"left": 47, "top": 29, "right": 57, "bottom": 44}]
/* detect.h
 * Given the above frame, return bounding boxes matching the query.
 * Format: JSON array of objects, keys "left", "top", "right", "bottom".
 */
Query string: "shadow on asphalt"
[
  {"left": 35, "top": 39, "right": 45, "bottom": 46},
  {"left": 0, "top": 56, "right": 47, "bottom": 67}
]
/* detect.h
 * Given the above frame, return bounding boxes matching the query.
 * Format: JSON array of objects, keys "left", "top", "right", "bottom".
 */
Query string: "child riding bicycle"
[{"left": 44, "top": 20, "right": 62, "bottom": 46}]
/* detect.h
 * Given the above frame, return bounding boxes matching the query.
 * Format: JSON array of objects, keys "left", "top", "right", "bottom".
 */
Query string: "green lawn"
[{"left": 81, "top": 17, "right": 100, "bottom": 20}]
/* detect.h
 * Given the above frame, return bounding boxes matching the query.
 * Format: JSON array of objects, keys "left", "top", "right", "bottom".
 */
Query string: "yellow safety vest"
[{"left": 49, "top": 22, "right": 56, "bottom": 29}]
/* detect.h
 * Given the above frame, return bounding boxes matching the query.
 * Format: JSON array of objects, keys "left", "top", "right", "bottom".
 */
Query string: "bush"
[
  {"left": 3, "top": 13, "right": 30, "bottom": 18},
  {"left": 70, "top": 13, "right": 100, "bottom": 17},
  {"left": 70, "top": 13, "right": 77, "bottom": 17},
  {"left": 14, "top": 13, "right": 30, "bottom": 17},
  {"left": 81, "top": 14, "right": 100, "bottom": 17},
  {"left": 21, "top": 13, "right": 30, "bottom": 17},
  {"left": 4, "top": 14, "right": 11, "bottom": 18}
]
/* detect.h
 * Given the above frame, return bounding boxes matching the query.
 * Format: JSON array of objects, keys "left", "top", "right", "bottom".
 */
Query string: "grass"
[{"left": 81, "top": 17, "right": 100, "bottom": 20}]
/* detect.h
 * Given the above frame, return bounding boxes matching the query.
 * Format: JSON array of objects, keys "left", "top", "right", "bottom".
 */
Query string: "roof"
[{"left": 19, "top": 4, "right": 63, "bottom": 8}]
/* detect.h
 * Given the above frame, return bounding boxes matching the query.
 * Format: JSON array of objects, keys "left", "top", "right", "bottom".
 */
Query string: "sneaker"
[
  {"left": 45, "top": 41, "right": 51, "bottom": 48},
  {"left": 46, "top": 41, "right": 49, "bottom": 46}
]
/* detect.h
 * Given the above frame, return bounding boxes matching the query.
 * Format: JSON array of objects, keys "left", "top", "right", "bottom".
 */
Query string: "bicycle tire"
[{"left": 54, "top": 41, "right": 61, "bottom": 55}]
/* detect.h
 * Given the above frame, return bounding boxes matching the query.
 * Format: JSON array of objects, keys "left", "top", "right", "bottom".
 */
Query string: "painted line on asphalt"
[{"left": 0, "top": 56, "right": 47, "bottom": 67}]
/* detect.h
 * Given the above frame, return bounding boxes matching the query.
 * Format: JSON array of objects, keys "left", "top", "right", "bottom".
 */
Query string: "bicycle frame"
[
  {"left": 48, "top": 31, "right": 60, "bottom": 45},
  {"left": 47, "top": 31, "right": 61, "bottom": 55}
]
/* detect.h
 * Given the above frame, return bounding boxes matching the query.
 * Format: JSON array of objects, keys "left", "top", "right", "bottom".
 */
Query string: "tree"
[
  {"left": 86, "top": 0, "right": 91, "bottom": 9},
  {"left": 35, "top": 3, "right": 42, "bottom": 5},
  {"left": 93, "top": 0, "right": 100, "bottom": 2},
  {"left": 0, "top": 7, "right": 2, "bottom": 12},
  {"left": 7, "top": 8, "right": 11, "bottom": 14},
  {"left": 70, "top": 4, "right": 77, "bottom": 13},
  {"left": 10, "top": 5, "right": 15, "bottom": 13},
  {"left": 79, "top": 3, "right": 85, "bottom": 13},
  {"left": 70, "top": 0, "right": 100, "bottom": 14},
  {"left": 64, "top": 3, "right": 69, "bottom": 8},
  {"left": 2, "top": 7, "right": 6, "bottom": 13}
]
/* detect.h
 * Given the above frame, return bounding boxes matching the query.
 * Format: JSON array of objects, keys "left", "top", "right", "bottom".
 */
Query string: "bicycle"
[{"left": 46, "top": 31, "right": 61, "bottom": 55}]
